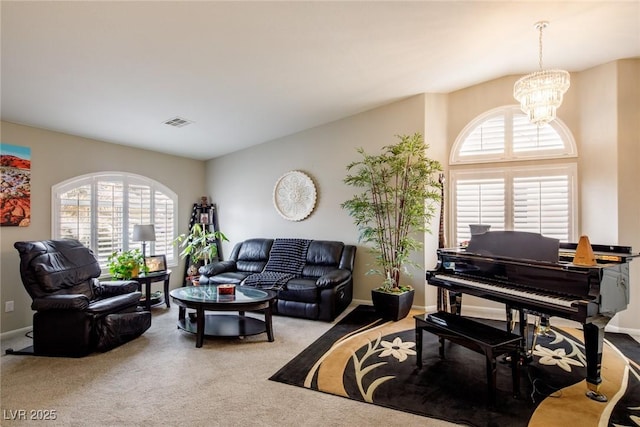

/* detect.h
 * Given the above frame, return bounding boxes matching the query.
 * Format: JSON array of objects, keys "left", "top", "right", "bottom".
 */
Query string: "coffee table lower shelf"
[{"left": 177, "top": 314, "right": 269, "bottom": 340}]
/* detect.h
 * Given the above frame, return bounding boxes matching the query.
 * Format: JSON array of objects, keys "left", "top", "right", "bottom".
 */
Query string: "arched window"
[
  {"left": 52, "top": 172, "right": 178, "bottom": 269},
  {"left": 450, "top": 105, "right": 578, "bottom": 245}
]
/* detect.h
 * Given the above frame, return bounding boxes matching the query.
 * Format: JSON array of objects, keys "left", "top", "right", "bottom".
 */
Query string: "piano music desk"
[{"left": 414, "top": 311, "right": 522, "bottom": 406}]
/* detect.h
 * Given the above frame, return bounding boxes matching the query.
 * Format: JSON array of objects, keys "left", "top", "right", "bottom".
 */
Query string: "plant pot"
[{"left": 371, "top": 288, "right": 415, "bottom": 321}]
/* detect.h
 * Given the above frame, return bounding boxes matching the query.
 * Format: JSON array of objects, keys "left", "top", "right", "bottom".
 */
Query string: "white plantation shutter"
[
  {"left": 53, "top": 172, "right": 177, "bottom": 270},
  {"left": 513, "top": 175, "right": 570, "bottom": 241},
  {"left": 126, "top": 182, "right": 152, "bottom": 258},
  {"left": 459, "top": 115, "right": 505, "bottom": 156},
  {"left": 512, "top": 114, "right": 565, "bottom": 153},
  {"left": 455, "top": 178, "right": 505, "bottom": 245},
  {"left": 96, "top": 180, "right": 125, "bottom": 265},
  {"left": 58, "top": 184, "right": 92, "bottom": 247},
  {"left": 451, "top": 105, "right": 577, "bottom": 245},
  {"left": 152, "top": 191, "right": 175, "bottom": 265}
]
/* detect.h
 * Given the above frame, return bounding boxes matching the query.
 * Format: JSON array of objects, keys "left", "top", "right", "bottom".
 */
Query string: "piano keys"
[{"left": 426, "top": 230, "right": 636, "bottom": 402}]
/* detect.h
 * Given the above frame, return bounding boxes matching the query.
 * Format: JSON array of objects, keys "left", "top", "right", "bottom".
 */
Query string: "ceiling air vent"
[{"left": 163, "top": 117, "right": 193, "bottom": 128}]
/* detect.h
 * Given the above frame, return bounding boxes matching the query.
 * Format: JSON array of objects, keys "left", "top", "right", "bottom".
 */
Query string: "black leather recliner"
[
  {"left": 12, "top": 239, "right": 152, "bottom": 357},
  {"left": 198, "top": 238, "right": 356, "bottom": 321}
]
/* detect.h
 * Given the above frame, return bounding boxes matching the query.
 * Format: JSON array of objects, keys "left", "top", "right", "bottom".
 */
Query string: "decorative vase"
[
  {"left": 187, "top": 263, "right": 199, "bottom": 278},
  {"left": 371, "top": 288, "right": 415, "bottom": 321}
]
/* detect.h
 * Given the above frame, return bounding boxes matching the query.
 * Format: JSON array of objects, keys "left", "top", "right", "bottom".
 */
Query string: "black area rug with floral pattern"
[{"left": 270, "top": 305, "right": 640, "bottom": 427}]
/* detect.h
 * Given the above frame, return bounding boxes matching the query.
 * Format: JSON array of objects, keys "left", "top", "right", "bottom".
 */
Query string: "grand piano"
[{"left": 427, "top": 230, "right": 636, "bottom": 402}]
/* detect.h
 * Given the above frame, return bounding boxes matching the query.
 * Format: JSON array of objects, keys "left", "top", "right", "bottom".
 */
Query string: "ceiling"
[{"left": 2, "top": 1, "right": 639, "bottom": 160}]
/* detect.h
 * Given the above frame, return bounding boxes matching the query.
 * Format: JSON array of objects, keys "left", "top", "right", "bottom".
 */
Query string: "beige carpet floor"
[{"left": 1, "top": 304, "right": 456, "bottom": 427}]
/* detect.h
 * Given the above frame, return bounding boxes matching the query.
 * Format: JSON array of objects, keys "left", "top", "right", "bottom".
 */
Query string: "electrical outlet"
[{"left": 5, "top": 301, "right": 14, "bottom": 312}]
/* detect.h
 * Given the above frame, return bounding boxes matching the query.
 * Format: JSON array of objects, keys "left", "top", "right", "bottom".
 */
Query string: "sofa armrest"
[
  {"left": 316, "top": 269, "right": 351, "bottom": 289},
  {"left": 199, "top": 260, "right": 237, "bottom": 276},
  {"left": 98, "top": 280, "right": 139, "bottom": 295},
  {"left": 31, "top": 294, "right": 90, "bottom": 311}
]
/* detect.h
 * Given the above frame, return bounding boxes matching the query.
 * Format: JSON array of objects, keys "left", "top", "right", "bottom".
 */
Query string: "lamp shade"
[{"left": 132, "top": 224, "right": 156, "bottom": 242}]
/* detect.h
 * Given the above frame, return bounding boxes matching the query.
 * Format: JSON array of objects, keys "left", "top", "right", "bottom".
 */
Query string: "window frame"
[
  {"left": 449, "top": 105, "right": 579, "bottom": 245},
  {"left": 450, "top": 164, "right": 578, "bottom": 245},
  {"left": 52, "top": 171, "right": 178, "bottom": 270},
  {"left": 450, "top": 105, "right": 577, "bottom": 165}
]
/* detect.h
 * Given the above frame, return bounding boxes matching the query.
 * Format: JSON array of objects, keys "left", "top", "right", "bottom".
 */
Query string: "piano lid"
[{"left": 465, "top": 231, "right": 559, "bottom": 263}]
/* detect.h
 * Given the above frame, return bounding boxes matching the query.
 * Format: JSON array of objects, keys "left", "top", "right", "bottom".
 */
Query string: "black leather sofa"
[
  {"left": 198, "top": 238, "right": 356, "bottom": 321},
  {"left": 13, "top": 239, "right": 152, "bottom": 357}
]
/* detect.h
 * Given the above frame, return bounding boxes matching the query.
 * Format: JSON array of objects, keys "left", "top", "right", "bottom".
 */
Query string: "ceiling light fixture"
[{"left": 513, "top": 21, "right": 570, "bottom": 126}]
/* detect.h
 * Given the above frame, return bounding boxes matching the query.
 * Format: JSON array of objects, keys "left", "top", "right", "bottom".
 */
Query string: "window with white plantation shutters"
[
  {"left": 450, "top": 105, "right": 577, "bottom": 246},
  {"left": 451, "top": 106, "right": 576, "bottom": 164},
  {"left": 53, "top": 172, "right": 178, "bottom": 270}
]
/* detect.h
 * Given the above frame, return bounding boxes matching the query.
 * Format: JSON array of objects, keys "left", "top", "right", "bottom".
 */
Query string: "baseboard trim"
[{"left": 0, "top": 326, "right": 32, "bottom": 340}]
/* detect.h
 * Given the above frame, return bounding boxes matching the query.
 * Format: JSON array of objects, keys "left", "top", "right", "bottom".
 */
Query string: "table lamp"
[{"left": 132, "top": 224, "right": 156, "bottom": 259}]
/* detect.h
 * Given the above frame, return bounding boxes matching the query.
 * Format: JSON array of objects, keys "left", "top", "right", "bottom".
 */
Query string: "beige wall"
[
  {"left": 578, "top": 62, "right": 620, "bottom": 242},
  {"left": 2, "top": 59, "right": 638, "bottom": 335},
  {"left": 0, "top": 121, "right": 206, "bottom": 333},
  {"left": 423, "top": 93, "right": 449, "bottom": 308},
  {"left": 205, "top": 94, "right": 449, "bottom": 307},
  {"left": 613, "top": 59, "right": 640, "bottom": 330}
]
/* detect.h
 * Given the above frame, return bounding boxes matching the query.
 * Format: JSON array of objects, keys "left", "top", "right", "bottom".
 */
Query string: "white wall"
[{"left": 0, "top": 121, "right": 206, "bottom": 333}]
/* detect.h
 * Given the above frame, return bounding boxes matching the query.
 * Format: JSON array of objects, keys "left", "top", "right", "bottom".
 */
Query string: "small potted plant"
[
  {"left": 107, "top": 249, "right": 146, "bottom": 279},
  {"left": 342, "top": 133, "right": 442, "bottom": 320},
  {"left": 174, "top": 223, "right": 228, "bottom": 278}
]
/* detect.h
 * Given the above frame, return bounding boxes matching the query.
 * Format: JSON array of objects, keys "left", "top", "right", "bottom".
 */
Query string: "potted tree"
[
  {"left": 342, "top": 133, "right": 442, "bottom": 320},
  {"left": 174, "top": 223, "right": 228, "bottom": 279},
  {"left": 107, "top": 249, "right": 147, "bottom": 279}
]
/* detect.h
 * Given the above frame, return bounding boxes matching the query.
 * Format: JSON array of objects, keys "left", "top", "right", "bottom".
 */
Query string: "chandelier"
[{"left": 513, "top": 21, "right": 570, "bottom": 126}]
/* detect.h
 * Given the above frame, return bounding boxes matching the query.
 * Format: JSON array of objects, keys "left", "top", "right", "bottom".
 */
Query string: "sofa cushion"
[
  {"left": 306, "top": 241, "right": 343, "bottom": 265},
  {"left": 278, "top": 278, "right": 318, "bottom": 303},
  {"left": 301, "top": 241, "right": 344, "bottom": 279},
  {"left": 303, "top": 265, "right": 338, "bottom": 279},
  {"left": 236, "top": 239, "right": 273, "bottom": 273}
]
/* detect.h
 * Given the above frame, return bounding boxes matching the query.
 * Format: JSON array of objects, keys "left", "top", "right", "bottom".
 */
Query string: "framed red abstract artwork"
[{"left": 1, "top": 143, "right": 31, "bottom": 226}]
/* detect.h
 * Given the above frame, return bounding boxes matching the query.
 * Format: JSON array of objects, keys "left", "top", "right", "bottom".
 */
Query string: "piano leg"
[
  {"left": 583, "top": 317, "right": 609, "bottom": 402},
  {"left": 506, "top": 306, "right": 533, "bottom": 363},
  {"left": 437, "top": 288, "right": 462, "bottom": 315}
]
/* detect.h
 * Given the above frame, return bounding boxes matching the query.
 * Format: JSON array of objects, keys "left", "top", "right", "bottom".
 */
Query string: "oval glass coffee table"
[{"left": 169, "top": 285, "right": 276, "bottom": 348}]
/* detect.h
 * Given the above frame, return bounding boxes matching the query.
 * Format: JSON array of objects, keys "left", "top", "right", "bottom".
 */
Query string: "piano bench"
[{"left": 414, "top": 311, "right": 522, "bottom": 406}]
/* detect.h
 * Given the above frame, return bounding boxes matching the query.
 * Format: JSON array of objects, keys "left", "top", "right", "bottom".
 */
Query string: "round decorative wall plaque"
[{"left": 272, "top": 171, "right": 317, "bottom": 221}]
